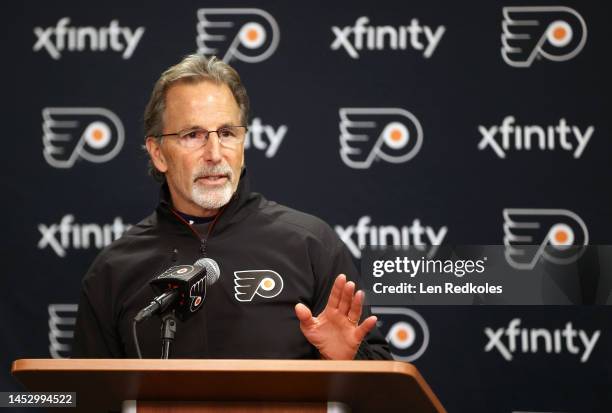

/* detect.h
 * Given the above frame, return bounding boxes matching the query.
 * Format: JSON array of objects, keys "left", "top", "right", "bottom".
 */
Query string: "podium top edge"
[{"left": 12, "top": 358, "right": 418, "bottom": 376}]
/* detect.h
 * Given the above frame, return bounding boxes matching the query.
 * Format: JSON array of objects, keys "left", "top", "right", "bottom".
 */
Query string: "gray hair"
[{"left": 143, "top": 54, "right": 250, "bottom": 182}]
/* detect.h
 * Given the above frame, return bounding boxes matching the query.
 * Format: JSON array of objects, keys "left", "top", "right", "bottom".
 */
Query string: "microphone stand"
[{"left": 160, "top": 310, "right": 177, "bottom": 359}]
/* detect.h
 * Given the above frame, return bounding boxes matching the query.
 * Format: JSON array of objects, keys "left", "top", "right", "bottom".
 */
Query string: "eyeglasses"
[{"left": 154, "top": 126, "right": 248, "bottom": 150}]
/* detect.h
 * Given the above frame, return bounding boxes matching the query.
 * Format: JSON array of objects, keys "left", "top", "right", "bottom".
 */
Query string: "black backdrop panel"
[{"left": 2, "top": 1, "right": 611, "bottom": 412}]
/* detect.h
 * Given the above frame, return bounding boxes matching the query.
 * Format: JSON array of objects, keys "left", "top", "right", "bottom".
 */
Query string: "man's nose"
[{"left": 202, "top": 131, "right": 222, "bottom": 163}]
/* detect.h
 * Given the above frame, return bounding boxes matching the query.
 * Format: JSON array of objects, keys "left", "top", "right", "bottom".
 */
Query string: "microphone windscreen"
[{"left": 194, "top": 258, "right": 220, "bottom": 285}]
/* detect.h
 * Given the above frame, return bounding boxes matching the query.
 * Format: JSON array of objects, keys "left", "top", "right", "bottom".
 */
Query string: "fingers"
[
  {"left": 326, "top": 274, "right": 347, "bottom": 310},
  {"left": 338, "top": 280, "right": 355, "bottom": 315},
  {"left": 294, "top": 303, "right": 316, "bottom": 328},
  {"left": 355, "top": 315, "right": 378, "bottom": 342},
  {"left": 347, "top": 290, "right": 364, "bottom": 323}
]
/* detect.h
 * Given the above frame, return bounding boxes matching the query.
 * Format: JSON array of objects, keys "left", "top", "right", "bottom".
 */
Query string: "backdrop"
[{"left": 2, "top": 1, "right": 611, "bottom": 412}]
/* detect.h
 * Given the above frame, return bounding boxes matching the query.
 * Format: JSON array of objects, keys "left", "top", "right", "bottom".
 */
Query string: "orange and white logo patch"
[
  {"left": 371, "top": 307, "right": 430, "bottom": 362},
  {"left": 42, "top": 107, "right": 124, "bottom": 168},
  {"left": 339, "top": 108, "right": 423, "bottom": 169},
  {"left": 503, "top": 208, "right": 589, "bottom": 270},
  {"left": 234, "top": 270, "right": 284, "bottom": 302},
  {"left": 196, "top": 8, "right": 280, "bottom": 63},
  {"left": 501, "top": 6, "right": 587, "bottom": 67}
]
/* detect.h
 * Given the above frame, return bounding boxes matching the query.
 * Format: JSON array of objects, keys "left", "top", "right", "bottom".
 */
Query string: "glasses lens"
[
  {"left": 218, "top": 126, "right": 245, "bottom": 148},
  {"left": 179, "top": 129, "right": 208, "bottom": 149}
]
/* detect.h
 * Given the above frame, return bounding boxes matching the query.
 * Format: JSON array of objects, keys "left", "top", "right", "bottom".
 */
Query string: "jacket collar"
[{"left": 157, "top": 166, "right": 253, "bottom": 235}]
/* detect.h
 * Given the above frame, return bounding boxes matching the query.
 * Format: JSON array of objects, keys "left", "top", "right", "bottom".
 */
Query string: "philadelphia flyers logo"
[
  {"left": 48, "top": 303, "right": 78, "bottom": 359},
  {"left": 371, "top": 306, "right": 430, "bottom": 362},
  {"left": 42, "top": 107, "right": 124, "bottom": 168},
  {"left": 339, "top": 108, "right": 423, "bottom": 169},
  {"left": 189, "top": 277, "right": 205, "bottom": 312},
  {"left": 501, "top": 6, "right": 587, "bottom": 68},
  {"left": 196, "top": 8, "right": 280, "bottom": 63},
  {"left": 503, "top": 208, "right": 589, "bottom": 270},
  {"left": 234, "top": 270, "right": 284, "bottom": 302}
]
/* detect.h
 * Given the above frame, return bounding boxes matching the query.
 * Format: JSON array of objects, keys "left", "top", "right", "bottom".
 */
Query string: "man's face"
[{"left": 146, "top": 80, "right": 245, "bottom": 217}]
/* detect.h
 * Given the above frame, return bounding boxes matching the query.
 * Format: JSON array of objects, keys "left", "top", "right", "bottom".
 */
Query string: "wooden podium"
[{"left": 12, "top": 359, "right": 446, "bottom": 413}]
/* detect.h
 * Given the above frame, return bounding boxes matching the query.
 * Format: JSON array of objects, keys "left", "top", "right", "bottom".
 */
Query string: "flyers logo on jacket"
[
  {"left": 339, "top": 108, "right": 423, "bottom": 169},
  {"left": 196, "top": 8, "right": 280, "bottom": 63},
  {"left": 501, "top": 6, "right": 587, "bottom": 67},
  {"left": 42, "top": 107, "right": 124, "bottom": 168},
  {"left": 234, "top": 270, "right": 284, "bottom": 302},
  {"left": 371, "top": 307, "right": 430, "bottom": 362},
  {"left": 503, "top": 208, "right": 589, "bottom": 270}
]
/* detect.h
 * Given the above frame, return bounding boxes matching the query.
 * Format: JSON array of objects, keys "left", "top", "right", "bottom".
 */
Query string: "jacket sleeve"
[
  {"left": 310, "top": 225, "right": 393, "bottom": 360},
  {"left": 72, "top": 267, "right": 125, "bottom": 358}
]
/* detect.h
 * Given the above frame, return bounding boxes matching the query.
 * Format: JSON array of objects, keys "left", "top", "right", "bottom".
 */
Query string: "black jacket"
[{"left": 73, "top": 169, "right": 391, "bottom": 359}]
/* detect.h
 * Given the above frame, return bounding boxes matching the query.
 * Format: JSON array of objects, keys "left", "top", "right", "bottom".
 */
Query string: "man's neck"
[{"left": 174, "top": 209, "right": 216, "bottom": 225}]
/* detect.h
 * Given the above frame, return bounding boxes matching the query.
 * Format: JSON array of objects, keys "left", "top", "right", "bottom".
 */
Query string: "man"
[{"left": 73, "top": 55, "right": 391, "bottom": 360}]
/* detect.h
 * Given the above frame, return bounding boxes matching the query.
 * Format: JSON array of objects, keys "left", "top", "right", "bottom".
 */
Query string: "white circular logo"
[
  {"left": 548, "top": 223, "right": 575, "bottom": 249},
  {"left": 546, "top": 20, "right": 573, "bottom": 48},
  {"left": 386, "top": 321, "right": 416, "bottom": 350},
  {"left": 239, "top": 22, "right": 266, "bottom": 49},
  {"left": 382, "top": 122, "right": 410, "bottom": 150},
  {"left": 83, "top": 121, "right": 112, "bottom": 149},
  {"left": 259, "top": 277, "right": 276, "bottom": 291}
]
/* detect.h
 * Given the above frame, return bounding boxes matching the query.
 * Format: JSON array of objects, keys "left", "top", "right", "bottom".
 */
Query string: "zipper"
[{"left": 168, "top": 204, "right": 229, "bottom": 257}]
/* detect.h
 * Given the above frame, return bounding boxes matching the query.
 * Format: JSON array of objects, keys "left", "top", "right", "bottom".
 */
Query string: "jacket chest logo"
[{"left": 233, "top": 270, "right": 284, "bottom": 302}]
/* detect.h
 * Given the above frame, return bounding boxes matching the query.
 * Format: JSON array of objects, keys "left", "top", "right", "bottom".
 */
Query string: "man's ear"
[{"left": 145, "top": 137, "right": 168, "bottom": 173}]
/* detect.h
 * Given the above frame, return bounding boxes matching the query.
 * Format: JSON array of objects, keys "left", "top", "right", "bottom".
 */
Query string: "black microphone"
[{"left": 134, "top": 258, "right": 220, "bottom": 323}]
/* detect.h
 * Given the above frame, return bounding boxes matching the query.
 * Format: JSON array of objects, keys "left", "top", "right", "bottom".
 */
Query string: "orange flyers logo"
[
  {"left": 503, "top": 208, "right": 589, "bottom": 270},
  {"left": 196, "top": 8, "right": 280, "bottom": 63},
  {"left": 42, "top": 107, "right": 124, "bottom": 168},
  {"left": 234, "top": 270, "right": 284, "bottom": 302},
  {"left": 371, "top": 307, "right": 430, "bottom": 362},
  {"left": 339, "top": 108, "right": 423, "bottom": 169},
  {"left": 502, "top": 6, "right": 587, "bottom": 67}
]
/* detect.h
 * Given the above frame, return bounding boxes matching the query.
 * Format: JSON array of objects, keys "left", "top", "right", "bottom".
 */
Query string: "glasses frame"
[{"left": 151, "top": 125, "right": 248, "bottom": 149}]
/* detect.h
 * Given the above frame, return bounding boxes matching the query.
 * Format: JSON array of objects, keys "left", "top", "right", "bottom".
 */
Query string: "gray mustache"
[{"left": 193, "top": 165, "right": 233, "bottom": 181}]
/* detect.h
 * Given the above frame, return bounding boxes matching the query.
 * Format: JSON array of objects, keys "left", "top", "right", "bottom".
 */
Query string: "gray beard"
[{"left": 191, "top": 180, "right": 234, "bottom": 210}]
